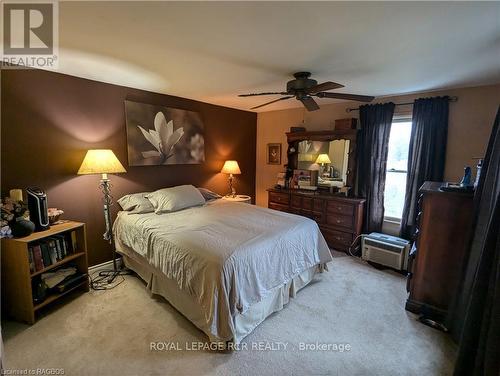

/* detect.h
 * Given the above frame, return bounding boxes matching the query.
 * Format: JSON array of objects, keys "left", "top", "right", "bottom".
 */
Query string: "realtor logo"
[{"left": 1, "top": 1, "right": 58, "bottom": 68}]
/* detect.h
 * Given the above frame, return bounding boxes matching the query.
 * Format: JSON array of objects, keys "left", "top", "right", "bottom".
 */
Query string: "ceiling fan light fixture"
[{"left": 240, "top": 72, "right": 374, "bottom": 111}]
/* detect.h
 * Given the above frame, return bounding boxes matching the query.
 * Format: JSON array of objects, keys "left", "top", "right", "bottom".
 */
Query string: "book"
[
  {"left": 54, "top": 273, "right": 87, "bottom": 293},
  {"left": 32, "top": 245, "right": 44, "bottom": 271},
  {"left": 62, "top": 232, "right": 72, "bottom": 254},
  {"left": 54, "top": 235, "right": 67, "bottom": 258},
  {"left": 40, "top": 243, "right": 52, "bottom": 268},
  {"left": 63, "top": 233, "right": 72, "bottom": 254},
  {"left": 49, "top": 246, "right": 57, "bottom": 265},
  {"left": 70, "top": 231, "right": 77, "bottom": 252},
  {"left": 52, "top": 237, "right": 61, "bottom": 259},
  {"left": 54, "top": 238, "right": 62, "bottom": 260},
  {"left": 47, "top": 239, "right": 59, "bottom": 261},
  {"left": 28, "top": 247, "right": 35, "bottom": 273}
]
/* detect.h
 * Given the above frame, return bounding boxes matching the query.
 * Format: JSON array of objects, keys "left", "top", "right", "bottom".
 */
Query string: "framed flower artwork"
[
  {"left": 124, "top": 100, "right": 205, "bottom": 166},
  {"left": 267, "top": 143, "right": 281, "bottom": 165}
]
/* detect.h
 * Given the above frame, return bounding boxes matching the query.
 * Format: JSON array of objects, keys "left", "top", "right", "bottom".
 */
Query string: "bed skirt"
[{"left": 121, "top": 252, "right": 322, "bottom": 344}]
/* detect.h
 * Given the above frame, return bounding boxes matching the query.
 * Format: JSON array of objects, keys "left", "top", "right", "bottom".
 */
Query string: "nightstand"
[{"left": 222, "top": 195, "right": 252, "bottom": 204}]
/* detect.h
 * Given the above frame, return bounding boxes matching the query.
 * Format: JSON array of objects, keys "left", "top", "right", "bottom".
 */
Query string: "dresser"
[
  {"left": 267, "top": 188, "right": 365, "bottom": 252},
  {"left": 405, "top": 182, "right": 474, "bottom": 323}
]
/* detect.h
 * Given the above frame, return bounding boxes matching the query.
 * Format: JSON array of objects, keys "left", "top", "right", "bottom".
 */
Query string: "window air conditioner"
[{"left": 361, "top": 232, "right": 410, "bottom": 271}]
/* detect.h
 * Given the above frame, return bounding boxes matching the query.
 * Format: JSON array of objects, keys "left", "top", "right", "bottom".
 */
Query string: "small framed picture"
[{"left": 267, "top": 143, "right": 282, "bottom": 165}]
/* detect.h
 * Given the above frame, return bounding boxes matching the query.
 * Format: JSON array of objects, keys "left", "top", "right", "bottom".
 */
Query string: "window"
[{"left": 384, "top": 119, "right": 412, "bottom": 221}]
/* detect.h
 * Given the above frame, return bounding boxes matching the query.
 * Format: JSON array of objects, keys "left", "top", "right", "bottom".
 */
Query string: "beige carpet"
[{"left": 2, "top": 254, "right": 456, "bottom": 376}]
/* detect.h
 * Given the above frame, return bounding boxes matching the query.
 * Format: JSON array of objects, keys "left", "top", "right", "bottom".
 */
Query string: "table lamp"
[
  {"left": 221, "top": 160, "right": 241, "bottom": 198},
  {"left": 78, "top": 149, "right": 126, "bottom": 278},
  {"left": 315, "top": 154, "right": 331, "bottom": 176}
]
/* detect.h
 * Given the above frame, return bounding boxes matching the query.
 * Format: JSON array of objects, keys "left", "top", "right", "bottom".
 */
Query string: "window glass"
[{"left": 384, "top": 121, "right": 412, "bottom": 219}]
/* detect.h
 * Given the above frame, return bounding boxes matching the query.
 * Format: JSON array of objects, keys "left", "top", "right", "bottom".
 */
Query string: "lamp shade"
[
  {"left": 220, "top": 160, "right": 241, "bottom": 175},
  {"left": 315, "top": 154, "right": 331, "bottom": 164},
  {"left": 77, "top": 149, "right": 126, "bottom": 175}
]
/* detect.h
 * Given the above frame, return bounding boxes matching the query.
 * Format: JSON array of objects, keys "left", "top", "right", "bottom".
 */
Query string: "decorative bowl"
[{"left": 48, "top": 208, "right": 64, "bottom": 224}]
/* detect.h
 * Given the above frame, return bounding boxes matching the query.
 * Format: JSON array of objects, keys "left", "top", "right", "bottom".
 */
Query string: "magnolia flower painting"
[
  {"left": 125, "top": 101, "right": 205, "bottom": 166},
  {"left": 137, "top": 112, "right": 184, "bottom": 163}
]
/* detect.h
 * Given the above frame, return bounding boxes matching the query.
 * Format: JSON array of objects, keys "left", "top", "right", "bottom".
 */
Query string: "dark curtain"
[
  {"left": 356, "top": 102, "right": 395, "bottom": 233},
  {"left": 399, "top": 96, "right": 449, "bottom": 239},
  {"left": 453, "top": 106, "right": 500, "bottom": 376}
]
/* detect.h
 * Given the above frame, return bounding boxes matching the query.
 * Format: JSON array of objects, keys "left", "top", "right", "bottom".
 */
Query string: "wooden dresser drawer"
[
  {"left": 267, "top": 189, "right": 365, "bottom": 254},
  {"left": 313, "top": 199, "right": 325, "bottom": 212},
  {"left": 269, "top": 192, "right": 290, "bottom": 205},
  {"left": 268, "top": 202, "right": 289, "bottom": 212},
  {"left": 327, "top": 201, "right": 354, "bottom": 216},
  {"left": 290, "top": 195, "right": 302, "bottom": 208},
  {"left": 321, "top": 227, "right": 353, "bottom": 247},
  {"left": 302, "top": 197, "right": 313, "bottom": 210},
  {"left": 312, "top": 211, "right": 324, "bottom": 224},
  {"left": 326, "top": 213, "right": 354, "bottom": 230}
]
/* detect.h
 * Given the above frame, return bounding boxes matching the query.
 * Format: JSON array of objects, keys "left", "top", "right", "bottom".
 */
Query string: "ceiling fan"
[{"left": 239, "top": 72, "right": 375, "bottom": 111}]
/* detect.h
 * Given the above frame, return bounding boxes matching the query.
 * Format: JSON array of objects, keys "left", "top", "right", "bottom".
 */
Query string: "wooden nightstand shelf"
[{"left": 1, "top": 221, "right": 89, "bottom": 324}]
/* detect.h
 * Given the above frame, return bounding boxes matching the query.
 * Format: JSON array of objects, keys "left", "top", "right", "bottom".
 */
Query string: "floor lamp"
[{"left": 78, "top": 149, "right": 127, "bottom": 284}]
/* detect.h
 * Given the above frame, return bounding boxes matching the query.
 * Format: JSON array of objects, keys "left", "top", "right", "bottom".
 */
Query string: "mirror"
[
  {"left": 297, "top": 139, "right": 350, "bottom": 187},
  {"left": 286, "top": 129, "right": 358, "bottom": 192}
]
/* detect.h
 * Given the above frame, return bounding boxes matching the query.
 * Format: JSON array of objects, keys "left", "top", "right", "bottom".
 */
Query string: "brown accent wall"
[
  {"left": 256, "top": 84, "right": 500, "bottom": 207},
  {"left": 1, "top": 69, "right": 257, "bottom": 266}
]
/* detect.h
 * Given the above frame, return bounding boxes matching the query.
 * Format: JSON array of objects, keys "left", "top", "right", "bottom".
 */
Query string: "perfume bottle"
[{"left": 474, "top": 159, "right": 483, "bottom": 188}]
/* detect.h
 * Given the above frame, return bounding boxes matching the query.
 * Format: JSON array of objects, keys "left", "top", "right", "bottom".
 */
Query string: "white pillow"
[
  {"left": 146, "top": 185, "right": 206, "bottom": 214},
  {"left": 117, "top": 192, "right": 154, "bottom": 214},
  {"left": 197, "top": 187, "right": 222, "bottom": 201}
]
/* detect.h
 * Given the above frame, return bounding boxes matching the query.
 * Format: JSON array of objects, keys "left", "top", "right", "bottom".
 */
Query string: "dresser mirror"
[
  {"left": 297, "top": 139, "right": 351, "bottom": 187},
  {"left": 286, "top": 130, "right": 358, "bottom": 191}
]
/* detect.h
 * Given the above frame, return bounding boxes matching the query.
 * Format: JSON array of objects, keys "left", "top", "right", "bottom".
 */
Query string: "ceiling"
[{"left": 50, "top": 1, "right": 500, "bottom": 112}]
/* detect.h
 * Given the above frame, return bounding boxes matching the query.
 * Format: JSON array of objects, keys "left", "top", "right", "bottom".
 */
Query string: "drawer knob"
[
  {"left": 337, "top": 207, "right": 342, "bottom": 211},
  {"left": 336, "top": 220, "right": 341, "bottom": 223},
  {"left": 335, "top": 236, "right": 341, "bottom": 240}
]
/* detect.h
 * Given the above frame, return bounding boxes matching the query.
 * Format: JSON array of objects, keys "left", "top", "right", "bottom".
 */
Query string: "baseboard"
[{"left": 88, "top": 257, "right": 123, "bottom": 274}]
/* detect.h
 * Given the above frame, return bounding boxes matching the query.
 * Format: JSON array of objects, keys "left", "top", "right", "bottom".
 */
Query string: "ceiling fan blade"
[
  {"left": 250, "top": 96, "right": 294, "bottom": 110},
  {"left": 300, "top": 96, "right": 320, "bottom": 111},
  {"left": 238, "top": 92, "right": 288, "bottom": 97},
  {"left": 306, "top": 81, "right": 344, "bottom": 94},
  {"left": 315, "top": 92, "right": 375, "bottom": 102}
]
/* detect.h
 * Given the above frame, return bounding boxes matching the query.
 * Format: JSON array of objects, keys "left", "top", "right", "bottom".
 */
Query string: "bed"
[{"left": 113, "top": 198, "right": 332, "bottom": 344}]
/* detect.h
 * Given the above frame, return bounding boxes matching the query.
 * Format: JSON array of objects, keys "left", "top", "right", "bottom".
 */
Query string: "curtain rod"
[{"left": 345, "top": 96, "right": 458, "bottom": 113}]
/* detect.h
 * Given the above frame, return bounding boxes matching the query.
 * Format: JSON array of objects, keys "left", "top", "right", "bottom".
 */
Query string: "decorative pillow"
[
  {"left": 197, "top": 187, "right": 222, "bottom": 201},
  {"left": 117, "top": 192, "right": 154, "bottom": 214},
  {"left": 146, "top": 185, "right": 206, "bottom": 214}
]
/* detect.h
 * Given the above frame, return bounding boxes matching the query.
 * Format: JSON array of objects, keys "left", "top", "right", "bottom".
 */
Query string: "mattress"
[{"left": 113, "top": 199, "right": 332, "bottom": 342}]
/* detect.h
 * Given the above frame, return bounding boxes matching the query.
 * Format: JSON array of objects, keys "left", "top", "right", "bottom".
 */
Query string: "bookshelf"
[{"left": 1, "top": 221, "right": 89, "bottom": 324}]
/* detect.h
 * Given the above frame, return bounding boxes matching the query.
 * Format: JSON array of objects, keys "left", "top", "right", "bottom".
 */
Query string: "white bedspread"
[{"left": 113, "top": 199, "right": 332, "bottom": 341}]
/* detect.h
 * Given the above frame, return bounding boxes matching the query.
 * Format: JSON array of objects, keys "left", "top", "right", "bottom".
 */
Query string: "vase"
[{"left": 9, "top": 218, "right": 35, "bottom": 238}]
